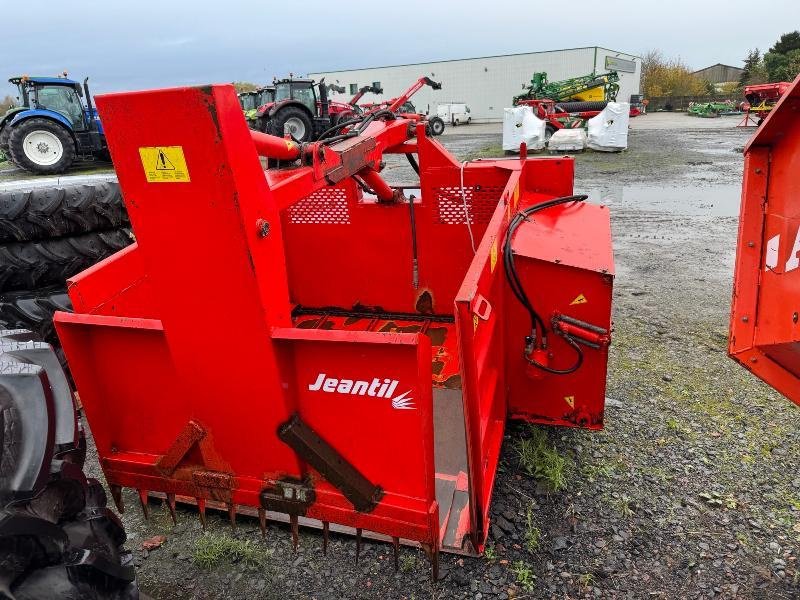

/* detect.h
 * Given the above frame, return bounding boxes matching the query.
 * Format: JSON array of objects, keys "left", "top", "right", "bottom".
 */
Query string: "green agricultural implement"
[
  {"left": 687, "top": 101, "right": 739, "bottom": 118},
  {"left": 515, "top": 71, "right": 620, "bottom": 105}
]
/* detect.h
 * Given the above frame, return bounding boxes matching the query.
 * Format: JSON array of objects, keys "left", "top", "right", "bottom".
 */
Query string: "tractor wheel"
[
  {"left": 0, "top": 286, "right": 71, "bottom": 346},
  {"left": 269, "top": 107, "right": 314, "bottom": 143},
  {"left": 544, "top": 125, "right": 557, "bottom": 144},
  {"left": 0, "top": 228, "right": 133, "bottom": 293},
  {"left": 0, "top": 331, "right": 138, "bottom": 600},
  {"left": 0, "top": 181, "right": 128, "bottom": 243},
  {"left": 428, "top": 117, "right": 445, "bottom": 136},
  {"left": 7, "top": 118, "right": 76, "bottom": 175}
]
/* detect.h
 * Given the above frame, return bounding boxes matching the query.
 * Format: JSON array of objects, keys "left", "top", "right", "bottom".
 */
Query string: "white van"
[{"left": 437, "top": 103, "right": 472, "bottom": 125}]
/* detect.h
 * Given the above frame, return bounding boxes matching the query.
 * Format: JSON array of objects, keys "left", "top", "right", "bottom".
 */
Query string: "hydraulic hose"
[{"left": 504, "top": 194, "right": 588, "bottom": 375}]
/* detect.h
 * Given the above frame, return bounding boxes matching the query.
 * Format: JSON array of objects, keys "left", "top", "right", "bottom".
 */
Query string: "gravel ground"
[{"left": 78, "top": 116, "right": 800, "bottom": 599}]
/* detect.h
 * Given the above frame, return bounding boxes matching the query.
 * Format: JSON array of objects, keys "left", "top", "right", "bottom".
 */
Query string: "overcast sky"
[{"left": 2, "top": 0, "right": 798, "bottom": 97}]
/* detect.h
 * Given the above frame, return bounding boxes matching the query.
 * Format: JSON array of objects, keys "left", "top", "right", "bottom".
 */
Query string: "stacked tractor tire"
[
  {"left": 0, "top": 181, "right": 132, "bottom": 352},
  {"left": 0, "top": 329, "right": 138, "bottom": 599}
]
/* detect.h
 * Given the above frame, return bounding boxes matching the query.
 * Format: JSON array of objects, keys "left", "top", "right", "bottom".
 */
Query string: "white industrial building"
[{"left": 310, "top": 46, "right": 641, "bottom": 123}]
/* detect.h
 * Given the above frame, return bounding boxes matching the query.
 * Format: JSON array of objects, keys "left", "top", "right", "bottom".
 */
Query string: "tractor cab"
[
  {"left": 273, "top": 78, "right": 318, "bottom": 114},
  {"left": 8, "top": 76, "right": 98, "bottom": 133}
]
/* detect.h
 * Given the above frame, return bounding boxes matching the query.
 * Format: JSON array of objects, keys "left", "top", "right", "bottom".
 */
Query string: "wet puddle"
[{"left": 582, "top": 183, "right": 741, "bottom": 217}]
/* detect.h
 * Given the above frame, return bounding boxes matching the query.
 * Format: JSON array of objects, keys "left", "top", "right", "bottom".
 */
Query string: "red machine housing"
[
  {"left": 730, "top": 74, "right": 800, "bottom": 403},
  {"left": 54, "top": 84, "right": 613, "bottom": 564}
]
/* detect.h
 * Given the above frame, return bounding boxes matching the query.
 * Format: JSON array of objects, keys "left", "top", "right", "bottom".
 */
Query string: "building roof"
[
  {"left": 310, "top": 46, "right": 640, "bottom": 75},
  {"left": 692, "top": 63, "right": 744, "bottom": 75}
]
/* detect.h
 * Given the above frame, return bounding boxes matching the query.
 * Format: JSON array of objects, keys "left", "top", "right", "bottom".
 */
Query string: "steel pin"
[
  {"left": 166, "top": 493, "right": 177, "bottom": 525},
  {"left": 197, "top": 498, "right": 207, "bottom": 530},
  {"left": 258, "top": 508, "right": 267, "bottom": 538},
  {"left": 392, "top": 536, "right": 400, "bottom": 572},
  {"left": 322, "top": 521, "right": 330, "bottom": 555},
  {"left": 290, "top": 515, "right": 299, "bottom": 552},
  {"left": 431, "top": 544, "right": 440, "bottom": 582},
  {"left": 137, "top": 489, "right": 150, "bottom": 520},
  {"left": 355, "top": 528, "right": 362, "bottom": 564},
  {"left": 227, "top": 502, "right": 237, "bottom": 530},
  {"left": 110, "top": 484, "right": 124, "bottom": 513}
]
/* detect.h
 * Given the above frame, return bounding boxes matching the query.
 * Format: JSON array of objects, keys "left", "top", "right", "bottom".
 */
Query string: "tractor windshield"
[
  {"left": 257, "top": 89, "right": 274, "bottom": 106},
  {"left": 239, "top": 94, "right": 257, "bottom": 111},
  {"left": 275, "top": 82, "right": 315, "bottom": 114},
  {"left": 35, "top": 85, "right": 84, "bottom": 127}
]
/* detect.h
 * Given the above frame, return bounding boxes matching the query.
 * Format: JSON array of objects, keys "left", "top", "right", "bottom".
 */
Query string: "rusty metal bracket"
[
  {"left": 155, "top": 420, "right": 206, "bottom": 476},
  {"left": 278, "top": 414, "right": 384, "bottom": 512}
]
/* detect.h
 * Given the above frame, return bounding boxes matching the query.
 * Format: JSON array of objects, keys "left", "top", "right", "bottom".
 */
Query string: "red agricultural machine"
[
  {"left": 256, "top": 76, "right": 441, "bottom": 141},
  {"left": 738, "top": 81, "right": 792, "bottom": 127},
  {"left": 52, "top": 83, "right": 614, "bottom": 575},
  {"left": 730, "top": 74, "right": 800, "bottom": 402}
]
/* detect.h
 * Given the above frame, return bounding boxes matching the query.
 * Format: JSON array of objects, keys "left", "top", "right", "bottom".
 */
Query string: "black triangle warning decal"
[
  {"left": 570, "top": 293, "right": 588, "bottom": 305},
  {"left": 156, "top": 148, "right": 176, "bottom": 170}
]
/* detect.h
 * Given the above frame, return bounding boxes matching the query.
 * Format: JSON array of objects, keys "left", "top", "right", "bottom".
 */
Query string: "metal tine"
[
  {"left": 197, "top": 498, "right": 207, "bottom": 530},
  {"left": 227, "top": 502, "right": 237, "bottom": 530},
  {"left": 392, "top": 537, "right": 400, "bottom": 572},
  {"left": 137, "top": 489, "right": 150, "bottom": 520},
  {"left": 290, "top": 515, "right": 299, "bottom": 552},
  {"left": 258, "top": 508, "right": 267, "bottom": 538},
  {"left": 166, "top": 493, "right": 177, "bottom": 525},
  {"left": 355, "top": 528, "right": 362, "bottom": 564},
  {"left": 322, "top": 521, "right": 329, "bottom": 555},
  {"left": 431, "top": 544, "right": 440, "bottom": 582},
  {"left": 110, "top": 485, "right": 124, "bottom": 513}
]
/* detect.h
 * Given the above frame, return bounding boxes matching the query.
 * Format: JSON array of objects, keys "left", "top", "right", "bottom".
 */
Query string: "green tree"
[
  {"left": 768, "top": 31, "right": 800, "bottom": 55},
  {"left": 764, "top": 48, "right": 800, "bottom": 82},
  {"left": 232, "top": 81, "right": 259, "bottom": 93}
]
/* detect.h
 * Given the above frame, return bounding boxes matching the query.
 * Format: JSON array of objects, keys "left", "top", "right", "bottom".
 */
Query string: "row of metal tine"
[{"left": 110, "top": 485, "right": 409, "bottom": 572}]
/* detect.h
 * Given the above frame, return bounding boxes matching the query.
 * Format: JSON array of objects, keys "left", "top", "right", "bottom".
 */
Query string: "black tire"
[
  {"left": 7, "top": 118, "right": 76, "bottom": 175},
  {"left": 0, "top": 125, "right": 12, "bottom": 163},
  {"left": 428, "top": 117, "right": 445, "bottom": 136},
  {"left": 544, "top": 124, "right": 557, "bottom": 143},
  {"left": 0, "top": 333, "right": 138, "bottom": 600},
  {"left": 0, "top": 181, "right": 128, "bottom": 244},
  {"left": 0, "top": 286, "right": 72, "bottom": 345},
  {"left": 554, "top": 101, "right": 608, "bottom": 113},
  {"left": 0, "top": 229, "right": 132, "bottom": 293},
  {"left": 269, "top": 106, "right": 314, "bottom": 143}
]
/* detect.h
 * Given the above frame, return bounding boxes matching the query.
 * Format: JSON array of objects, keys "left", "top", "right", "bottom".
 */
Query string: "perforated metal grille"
[
  {"left": 435, "top": 186, "right": 504, "bottom": 225},
  {"left": 289, "top": 188, "right": 351, "bottom": 224}
]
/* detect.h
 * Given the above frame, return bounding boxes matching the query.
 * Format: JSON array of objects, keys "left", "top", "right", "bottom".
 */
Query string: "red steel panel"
[{"left": 730, "top": 74, "right": 800, "bottom": 403}]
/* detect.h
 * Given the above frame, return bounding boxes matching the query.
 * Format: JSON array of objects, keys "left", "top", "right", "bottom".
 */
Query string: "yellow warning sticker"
[
  {"left": 564, "top": 395, "right": 575, "bottom": 408},
  {"left": 490, "top": 240, "right": 498, "bottom": 272},
  {"left": 138, "top": 146, "right": 190, "bottom": 183},
  {"left": 570, "top": 293, "right": 588, "bottom": 305},
  {"left": 473, "top": 315, "right": 479, "bottom": 331}
]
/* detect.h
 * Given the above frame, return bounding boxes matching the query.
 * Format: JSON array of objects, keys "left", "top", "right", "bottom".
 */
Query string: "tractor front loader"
[{"left": 54, "top": 83, "right": 614, "bottom": 575}]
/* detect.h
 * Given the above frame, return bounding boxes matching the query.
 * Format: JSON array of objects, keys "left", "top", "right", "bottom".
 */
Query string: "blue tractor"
[{"left": 0, "top": 75, "right": 107, "bottom": 174}]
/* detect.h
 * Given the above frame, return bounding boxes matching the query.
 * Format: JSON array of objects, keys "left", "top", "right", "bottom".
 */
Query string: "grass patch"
[
  {"left": 515, "top": 426, "right": 571, "bottom": 491},
  {"left": 400, "top": 554, "right": 416, "bottom": 573},
  {"left": 484, "top": 544, "right": 496, "bottom": 561},
  {"left": 511, "top": 561, "right": 536, "bottom": 591},
  {"left": 523, "top": 504, "right": 541, "bottom": 553},
  {"left": 463, "top": 144, "right": 504, "bottom": 161},
  {"left": 193, "top": 533, "right": 267, "bottom": 569}
]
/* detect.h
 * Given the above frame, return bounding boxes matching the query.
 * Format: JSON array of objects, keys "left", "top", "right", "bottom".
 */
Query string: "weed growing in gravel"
[
  {"left": 524, "top": 505, "right": 541, "bottom": 553},
  {"left": 193, "top": 533, "right": 266, "bottom": 569},
  {"left": 484, "top": 544, "right": 496, "bottom": 561},
  {"left": 511, "top": 561, "right": 536, "bottom": 591},
  {"left": 578, "top": 573, "right": 595, "bottom": 591},
  {"left": 400, "top": 554, "right": 416, "bottom": 573},
  {"left": 614, "top": 494, "right": 634, "bottom": 518},
  {"left": 515, "top": 426, "right": 571, "bottom": 491}
]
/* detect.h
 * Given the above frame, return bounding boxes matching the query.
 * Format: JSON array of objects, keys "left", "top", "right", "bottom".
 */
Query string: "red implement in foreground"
[
  {"left": 54, "top": 84, "right": 613, "bottom": 574},
  {"left": 730, "top": 74, "right": 800, "bottom": 403}
]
